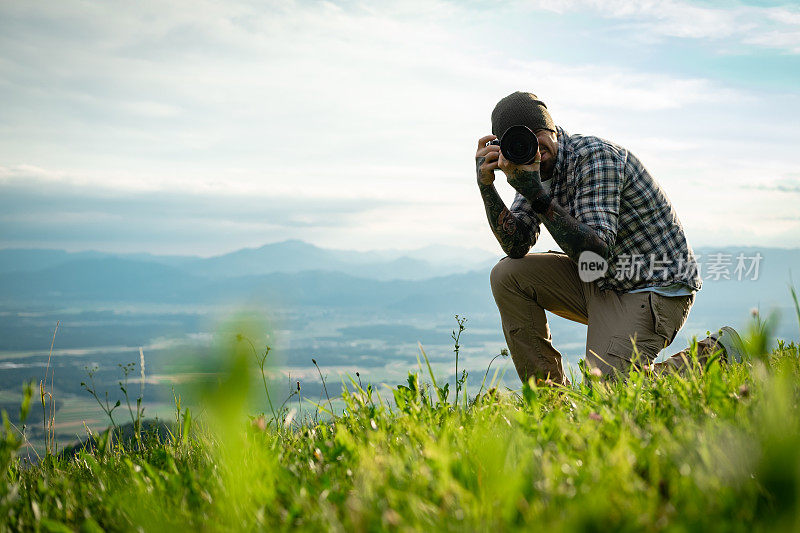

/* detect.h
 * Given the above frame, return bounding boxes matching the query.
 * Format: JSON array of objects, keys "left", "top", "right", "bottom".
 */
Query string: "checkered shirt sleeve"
[{"left": 509, "top": 192, "right": 541, "bottom": 248}]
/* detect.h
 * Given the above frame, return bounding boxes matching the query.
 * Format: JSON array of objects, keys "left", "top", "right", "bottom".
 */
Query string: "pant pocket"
[
  {"left": 587, "top": 334, "right": 664, "bottom": 375},
  {"left": 649, "top": 293, "right": 694, "bottom": 345}
]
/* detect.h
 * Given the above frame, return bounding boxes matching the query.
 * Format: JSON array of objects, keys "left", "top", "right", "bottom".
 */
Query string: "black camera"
[{"left": 487, "top": 125, "right": 539, "bottom": 165}]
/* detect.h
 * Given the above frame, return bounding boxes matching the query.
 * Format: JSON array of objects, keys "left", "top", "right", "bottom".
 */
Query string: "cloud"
[
  {"left": 1, "top": 1, "right": 799, "bottom": 254},
  {"left": 747, "top": 175, "right": 800, "bottom": 194},
  {"left": 521, "top": 0, "right": 800, "bottom": 53},
  {"left": 0, "top": 167, "right": 399, "bottom": 255},
  {"left": 1, "top": 0, "right": 763, "bottom": 201}
]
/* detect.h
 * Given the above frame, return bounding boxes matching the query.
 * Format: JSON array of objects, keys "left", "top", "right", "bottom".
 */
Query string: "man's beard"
[{"left": 541, "top": 158, "right": 556, "bottom": 181}]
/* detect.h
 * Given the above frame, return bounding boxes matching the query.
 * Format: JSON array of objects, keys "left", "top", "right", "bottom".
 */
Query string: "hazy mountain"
[
  {"left": 0, "top": 249, "right": 105, "bottom": 274},
  {"left": 0, "top": 257, "right": 199, "bottom": 302},
  {"left": 176, "top": 240, "right": 436, "bottom": 280},
  {"left": 0, "top": 261, "right": 491, "bottom": 315},
  {"left": 1, "top": 243, "right": 798, "bottom": 341},
  {"left": 359, "top": 244, "right": 501, "bottom": 267},
  {"left": 0, "top": 240, "right": 499, "bottom": 281}
]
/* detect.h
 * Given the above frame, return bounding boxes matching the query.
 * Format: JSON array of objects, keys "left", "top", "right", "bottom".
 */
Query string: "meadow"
[{"left": 1, "top": 307, "right": 800, "bottom": 532}]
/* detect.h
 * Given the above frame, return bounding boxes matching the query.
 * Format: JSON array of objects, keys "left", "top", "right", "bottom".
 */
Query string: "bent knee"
[
  {"left": 490, "top": 252, "right": 564, "bottom": 294},
  {"left": 490, "top": 257, "right": 522, "bottom": 292}
]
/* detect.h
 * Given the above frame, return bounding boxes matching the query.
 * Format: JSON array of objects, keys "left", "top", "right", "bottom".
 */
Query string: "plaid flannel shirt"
[{"left": 510, "top": 126, "right": 702, "bottom": 292}]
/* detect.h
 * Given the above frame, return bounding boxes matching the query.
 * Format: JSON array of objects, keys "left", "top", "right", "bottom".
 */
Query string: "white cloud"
[
  {"left": 1, "top": 0, "right": 799, "bottom": 253},
  {"left": 745, "top": 29, "right": 800, "bottom": 54},
  {"left": 521, "top": 0, "right": 800, "bottom": 53},
  {"left": 0, "top": 1, "right": 757, "bottom": 189}
]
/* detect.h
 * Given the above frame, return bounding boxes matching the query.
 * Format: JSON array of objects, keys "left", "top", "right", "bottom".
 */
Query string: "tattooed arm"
[
  {"left": 499, "top": 155, "right": 610, "bottom": 263},
  {"left": 478, "top": 182, "right": 536, "bottom": 258},
  {"left": 475, "top": 135, "right": 536, "bottom": 258},
  {"left": 538, "top": 194, "right": 609, "bottom": 262}
]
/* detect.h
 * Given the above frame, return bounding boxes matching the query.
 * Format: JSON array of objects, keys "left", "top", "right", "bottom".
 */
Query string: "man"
[{"left": 476, "top": 91, "right": 743, "bottom": 385}]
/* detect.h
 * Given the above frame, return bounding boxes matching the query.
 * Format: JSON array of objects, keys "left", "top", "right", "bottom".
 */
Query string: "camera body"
[{"left": 487, "top": 125, "right": 539, "bottom": 165}]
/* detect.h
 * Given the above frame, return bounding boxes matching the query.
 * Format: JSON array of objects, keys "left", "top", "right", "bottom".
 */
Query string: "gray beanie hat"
[{"left": 491, "top": 91, "right": 555, "bottom": 137}]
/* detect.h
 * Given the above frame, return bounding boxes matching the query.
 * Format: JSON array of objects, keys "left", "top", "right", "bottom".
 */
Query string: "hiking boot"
[{"left": 710, "top": 326, "right": 745, "bottom": 364}]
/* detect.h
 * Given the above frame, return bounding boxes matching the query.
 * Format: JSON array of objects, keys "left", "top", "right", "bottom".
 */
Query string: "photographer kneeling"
[{"left": 476, "top": 91, "right": 743, "bottom": 385}]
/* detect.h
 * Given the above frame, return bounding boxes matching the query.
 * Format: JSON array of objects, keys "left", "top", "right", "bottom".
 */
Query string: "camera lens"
[{"left": 499, "top": 125, "right": 539, "bottom": 165}]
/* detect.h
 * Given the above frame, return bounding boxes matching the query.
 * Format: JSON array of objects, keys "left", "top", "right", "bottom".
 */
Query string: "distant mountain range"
[
  {"left": 0, "top": 239, "right": 499, "bottom": 281},
  {"left": 1, "top": 241, "right": 798, "bottom": 341}
]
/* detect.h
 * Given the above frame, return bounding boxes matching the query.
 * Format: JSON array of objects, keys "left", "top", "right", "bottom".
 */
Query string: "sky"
[{"left": 1, "top": 0, "right": 799, "bottom": 256}]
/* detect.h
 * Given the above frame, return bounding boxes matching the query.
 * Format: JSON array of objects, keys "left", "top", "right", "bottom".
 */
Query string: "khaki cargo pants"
[{"left": 490, "top": 252, "right": 712, "bottom": 384}]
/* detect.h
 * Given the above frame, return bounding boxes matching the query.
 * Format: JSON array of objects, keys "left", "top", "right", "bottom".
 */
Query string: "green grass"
[{"left": 1, "top": 325, "right": 800, "bottom": 531}]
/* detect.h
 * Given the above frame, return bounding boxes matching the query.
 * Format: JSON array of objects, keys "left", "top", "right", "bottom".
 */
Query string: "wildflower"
[
  {"left": 589, "top": 412, "right": 603, "bottom": 421},
  {"left": 590, "top": 367, "right": 603, "bottom": 377},
  {"left": 252, "top": 415, "right": 267, "bottom": 431}
]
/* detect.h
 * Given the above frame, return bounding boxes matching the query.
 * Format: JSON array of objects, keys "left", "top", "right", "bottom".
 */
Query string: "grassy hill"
[{"left": 2, "top": 313, "right": 800, "bottom": 531}]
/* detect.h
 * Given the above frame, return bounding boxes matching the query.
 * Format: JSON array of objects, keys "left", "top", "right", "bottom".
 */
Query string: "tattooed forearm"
[
  {"left": 478, "top": 183, "right": 533, "bottom": 258},
  {"left": 506, "top": 169, "right": 545, "bottom": 201},
  {"left": 540, "top": 201, "right": 609, "bottom": 262},
  {"left": 504, "top": 167, "right": 608, "bottom": 263}
]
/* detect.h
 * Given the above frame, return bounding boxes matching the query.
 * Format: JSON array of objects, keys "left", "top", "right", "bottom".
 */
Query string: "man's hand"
[
  {"left": 475, "top": 134, "right": 500, "bottom": 187},
  {"left": 475, "top": 134, "right": 537, "bottom": 258},
  {"left": 498, "top": 151, "right": 545, "bottom": 201}
]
